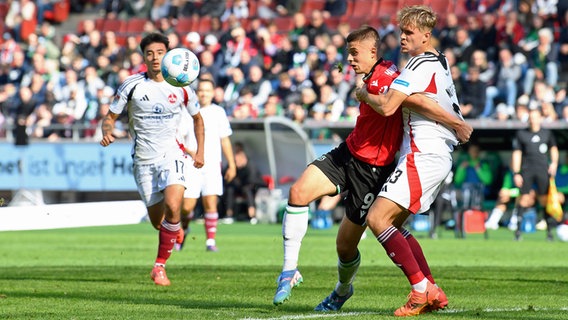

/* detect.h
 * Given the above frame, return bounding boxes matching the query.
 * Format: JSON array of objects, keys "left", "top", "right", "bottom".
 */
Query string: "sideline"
[{"left": 0, "top": 200, "right": 147, "bottom": 231}]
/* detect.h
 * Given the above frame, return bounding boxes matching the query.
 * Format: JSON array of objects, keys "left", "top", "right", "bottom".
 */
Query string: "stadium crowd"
[{"left": 1, "top": 0, "right": 568, "bottom": 143}]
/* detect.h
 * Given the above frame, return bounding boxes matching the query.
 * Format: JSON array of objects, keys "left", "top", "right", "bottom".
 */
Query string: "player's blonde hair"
[{"left": 397, "top": 5, "right": 437, "bottom": 33}]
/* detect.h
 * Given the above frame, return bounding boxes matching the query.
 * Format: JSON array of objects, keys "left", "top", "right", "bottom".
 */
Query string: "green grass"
[{"left": 1, "top": 222, "right": 567, "bottom": 319}]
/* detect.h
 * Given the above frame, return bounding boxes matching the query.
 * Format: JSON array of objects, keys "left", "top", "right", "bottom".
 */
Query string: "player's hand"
[
  {"left": 193, "top": 152, "right": 204, "bottom": 168},
  {"left": 513, "top": 173, "right": 523, "bottom": 188},
  {"left": 100, "top": 134, "right": 115, "bottom": 147},
  {"left": 354, "top": 84, "right": 368, "bottom": 103},
  {"left": 224, "top": 166, "right": 237, "bottom": 183},
  {"left": 454, "top": 120, "right": 473, "bottom": 144}
]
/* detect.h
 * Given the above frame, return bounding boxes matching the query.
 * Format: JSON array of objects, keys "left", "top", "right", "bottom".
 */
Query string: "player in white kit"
[
  {"left": 357, "top": 6, "right": 471, "bottom": 316},
  {"left": 176, "top": 78, "right": 236, "bottom": 252},
  {"left": 100, "top": 33, "right": 205, "bottom": 286}
]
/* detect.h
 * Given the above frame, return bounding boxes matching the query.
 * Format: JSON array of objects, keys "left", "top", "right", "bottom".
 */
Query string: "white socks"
[{"left": 282, "top": 206, "right": 309, "bottom": 271}]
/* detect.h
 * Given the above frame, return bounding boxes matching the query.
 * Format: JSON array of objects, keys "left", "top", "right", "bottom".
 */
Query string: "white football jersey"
[
  {"left": 178, "top": 103, "right": 232, "bottom": 165},
  {"left": 390, "top": 51, "right": 463, "bottom": 156},
  {"left": 110, "top": 73, "right": 200, "bottom": 164}
]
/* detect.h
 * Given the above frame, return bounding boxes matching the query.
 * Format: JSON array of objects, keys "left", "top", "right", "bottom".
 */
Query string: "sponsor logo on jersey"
[
  {"left": 168, "top": 93, "right": 177, "bottom": 104},
  {"left": 153, "top": 104, "right": 164, "bottom": 113},
  {"left": 316, "top": 155, "right": 327, "bottom": 161},
  {"left": 378, "top": 85, "right": 389, "bottom": 94},
  {"left": 393, "top": 79, "right": 409, "bottom": 87},
  {"left": 385, "top": 64, "right": 398, "bottom": 76}
]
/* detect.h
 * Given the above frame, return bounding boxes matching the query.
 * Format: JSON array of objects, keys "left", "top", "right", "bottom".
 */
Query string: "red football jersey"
[{"left": 346, "top": 58, "right": 402, "bottom": 166}]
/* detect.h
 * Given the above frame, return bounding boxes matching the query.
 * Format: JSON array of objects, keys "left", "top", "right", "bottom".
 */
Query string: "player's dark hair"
[
  {"left": 197, "top": 77, "right": 216, "bottom": 88},
  {"left": 140, "top": 32, "right": 170, "bottom": 53},
  {"left": 346, "top": 25, "right": 380, "bottom": 50}
]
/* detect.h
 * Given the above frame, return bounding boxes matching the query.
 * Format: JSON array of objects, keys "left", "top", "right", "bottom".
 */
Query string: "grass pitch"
[{"left": 1, "top": 221, "right": 567, "bottom": 319}]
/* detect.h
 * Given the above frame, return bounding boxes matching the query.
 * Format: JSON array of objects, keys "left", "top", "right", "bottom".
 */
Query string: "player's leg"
[
  {"left": 202, "top": 195, "right": 220, "bottom": 251},
  {"left": 486, "top": 189, "right": 512, "bottom": 230},
  {"left": 176, "top": 197, "right": 197, "bottom": 251},
  {"left": 315, "top": 216, "right": 364, "bottom": 311},
  {"left": 274, "top": 164, "right": 337, "bottom": 305}
]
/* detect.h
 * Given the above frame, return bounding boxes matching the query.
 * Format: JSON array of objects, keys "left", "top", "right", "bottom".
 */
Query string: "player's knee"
[{"left": 288, "top": 183, "right": 310, "bottom": 205}]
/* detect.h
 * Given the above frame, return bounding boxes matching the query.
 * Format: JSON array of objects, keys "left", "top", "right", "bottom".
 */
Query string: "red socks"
[
  {"left": 155, "top": 220, "right": 180, "bottom": 265},
  {"left": 377, "top": 226, "right": 424, "bottom": 285}
]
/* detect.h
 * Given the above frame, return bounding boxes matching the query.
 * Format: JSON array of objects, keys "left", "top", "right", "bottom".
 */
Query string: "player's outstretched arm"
[
  {"left": 100, "top": 111, "right": 120, "bottom": 147},
  {"left": 403, "top": 94, "right": 472, "bottom": 144},
  {"left": 192, "top": 112, "right": 205, "bottom": 168}
]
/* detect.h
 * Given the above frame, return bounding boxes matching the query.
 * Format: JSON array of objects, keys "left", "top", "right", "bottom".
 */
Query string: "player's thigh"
[
  {"left": 288, "top": 164, "right": 337, "bottom": 205},
  {"left": 201, "top": 164, "right": 223, "bottom": 197},
  {"left": 133, "top": 163, "right": 163, "bottom": 207}
]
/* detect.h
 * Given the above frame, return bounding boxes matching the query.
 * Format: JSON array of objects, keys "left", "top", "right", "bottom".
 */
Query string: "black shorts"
[
  {"left": 311, "top": 142, "right": 396, "bottom": 226},
  {"left": 520, "top": 166, "right": 549, "bottom": 196}
]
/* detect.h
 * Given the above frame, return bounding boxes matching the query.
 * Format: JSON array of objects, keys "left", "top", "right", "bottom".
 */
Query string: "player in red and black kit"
[{"left": 274, "top": 25, "right": 457, "bottom": 307}]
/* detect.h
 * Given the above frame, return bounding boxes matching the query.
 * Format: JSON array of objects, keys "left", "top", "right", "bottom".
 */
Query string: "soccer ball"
[
  {"left": 557, "top": 223, "right": 568, "bottom": 242},
  {"left": 161, "top": 47, "right": 200, "bottom": 87}
]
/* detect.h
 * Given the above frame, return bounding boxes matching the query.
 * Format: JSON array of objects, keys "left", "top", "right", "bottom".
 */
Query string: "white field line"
[{"left": 240, "top": 307, "right": 568, "bottom": 320}]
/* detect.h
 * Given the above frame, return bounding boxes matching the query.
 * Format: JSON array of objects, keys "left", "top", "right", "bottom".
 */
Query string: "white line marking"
[{"left": 240, "top": 307, "right": 568, "bottom": 320}]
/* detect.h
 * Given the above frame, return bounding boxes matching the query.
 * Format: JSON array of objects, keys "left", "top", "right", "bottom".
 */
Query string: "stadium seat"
[
  {"left": 43, "top": 0, "right": 70, "bottom": 23},
  {"left": 300, "top": 0, "right": 326, "bottom": 16},
  {"left": 400, "top": 0, "right": 426, "bottom": 7},
  {"left": 351, "top": 0, "right": 379, "bottom": 18},
  {"left": 194, "top": 16, "right": 212, "bottom": 34},
  {"left": 272, "top": 16, "right": 293, "bottom": 33},
  {"left": 175, "top": 17, "right": 195, "bottom": 34},
  {"left": 124, "top": 18, "right": 147, "bottom": 36},
  {"left": 377, "top": 0, "right": 400, "bottom": 16},
  {"left": 101, "top": 18, "right": 125, "bottom": 34},
  {"left": 0, "top": 2, "right": 9, "bottom": 19}
]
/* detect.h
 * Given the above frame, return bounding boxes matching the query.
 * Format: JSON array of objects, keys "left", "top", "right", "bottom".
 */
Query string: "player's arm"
[
  {"left": 192, "top": 112, "right": 205, "bottom": 168},
  {"left": 549, "top": 145, "right": 559, "bottom": 177},
  {"left": 403, "top": 94, "right": 473, "bottom": 143},
  {"left": 221, "top": 137, "right": 237, "bottom": 183},
  {"left": 100, "top": 111, "right": 120, "bottom": 147},
  {"left": 355, "top": 84, "right": 405, "bottom": 116},
  {"left": 511, "top": 149, "right": 523, "bottom": 187}
]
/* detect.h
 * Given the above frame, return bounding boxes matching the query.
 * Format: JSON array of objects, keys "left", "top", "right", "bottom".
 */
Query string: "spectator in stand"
[
  {"left": 322, "top": 44, "right": 342, "bottom": 75},
  {"left": 289, "top": 11, "right": 307, "bottom": 46},
  {"left": 305, "top": 10, "right": 332, "bottom": 44},
  {"left": 257, "top": 0, "right": 278, "bottom": 20},
  {"left": 377, "top": 15, "right": 396, "bottom": 39},
  {"left": 103, "top": 0, "right": 127, "bottom": 19},
  {"left": 466, "top": 15, "right": 481, "bottom": 40},
  {"left": 157, "top": 17, "right": 175, "bottom": 35},
  {"left": 468, "top": 50, "right": 496, "bottom": 84},
  {"left": 5, "top": 50, "right": 30, "bottom": 86},
  {"left": 329, "top": 67, "right": 351, "bottom": 103},
  {"left": 223, "top": 67, "right": 247, "bottom": 113},
  {"left": 221, "top": 0, "right": 249, "bottom": 21},
  {"left": 322, "top": 0, "right": 347, "bottom": 17},
  {"left": 452, "top": 27, "right": 476, "bottom": 68},
  {"left": 496, "top": 10, "right": 525, "bottom": 50},
  {"left": 224, "top": 26, "right": 258, "bottom": 71},
  {"left": 44, "top": 101, "right": 75, "bottom": 141},
  {"left": 276, "top": 72, "right": 297, "bottom": 106},
  {"left": 311, "top": 84, "right": 344, "bottom": 122},
  {"left": 436, "top": 12, "right": 459, "bottom": 51},
  {"left": 200, "top": 0, "right": 227, "bottom": 18},
  {"left": 124, "top": 0, "right": 152, "bottom": 18},
  {"left": 461, "top": 66, "right": 487, "bottom": 119},
  {"left": 523, "top": 28, "right": 559, "bottom": 97},
  {"left": 518, "top": 14, "right": 545, "bottom": 54},
  {"left": 276, "top": 0, "right": 303, "bottom": 16},
  {"left": 232, "top": 86, "right": 259, "bottom": 119},
  {"left": 382, "top": 32, "right": 401, "bottom": 69},
  {"left": 484, "top": 47, "right": 522, "bottom": 118},
  {"left": 101, "top": 31, "right": 126, "bottom": 65},
  {"left": 199, "top": 49, "right": 222, "bottom": 85},
  {"left": 79, "top": 29, "right": 103, "bottom": 67},
  {"left": 166, "top": 32, "right": 182, "bottom": 50},
  {"left": 473, "top": 12, "right": 498, "bottom": 61},
  {"left": 453, "top": 142, "right": 494, "bottom": 209},
  {"left": 150, "top": 0, "right": 171, "bottom": 20},
  {"left": 558, "top": 11, "right": 568, "bottom": 72},
  {"left": 245, "top": 65, "right": 272, "bottom": 108},
  {"left": 271, "top": 36, "right": 294, "bottom": 75},
  {"left": 184, "top": 32, "right": 204, "bottom": 55},
  {"left": 27, "top": 103, "right": 53, "bottom": 139},
  {"left": 127, "top": 50, "right": 148, "bottom": 75},
  {"left": 5, "top": 0, "right": 37, "bottom": 42},
  {"left": 261, "top": 94, "right": 284, "bottom": 117}
]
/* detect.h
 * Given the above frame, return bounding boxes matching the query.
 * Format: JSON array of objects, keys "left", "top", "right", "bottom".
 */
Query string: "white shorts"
[
  {"left": 133, "top": 155, "right": 188, "bottom": 207},
  {"left": 378, "top": 152, "right": 452, "bottom": 214},
  {"left": 183, "top": 161, "right": 223, "bottom": 198}
]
